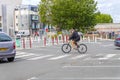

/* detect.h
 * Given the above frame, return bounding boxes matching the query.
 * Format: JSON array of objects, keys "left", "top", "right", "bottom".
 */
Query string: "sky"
[
  {"left": 95, "top": 0, "right": 120, "bottom": 23},
  {"left": 22, "top": 0, "right": 120, "bottom": 23}
]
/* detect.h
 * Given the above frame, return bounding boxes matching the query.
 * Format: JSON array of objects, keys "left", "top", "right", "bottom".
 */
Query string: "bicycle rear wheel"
[
  {"left": 77, "top": 44, "right": 87, "bottom": 54},
  {"left": 61, "top": 44, "right": 71, "bottom": 53}
]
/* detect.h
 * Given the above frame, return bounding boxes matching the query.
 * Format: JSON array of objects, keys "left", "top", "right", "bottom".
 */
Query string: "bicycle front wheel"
[
  {"left": 61, "top": 44, "right": 71, "bottom": 53},
  {"left": 78, "top": 44, "right": 87, "bottom": 54}
]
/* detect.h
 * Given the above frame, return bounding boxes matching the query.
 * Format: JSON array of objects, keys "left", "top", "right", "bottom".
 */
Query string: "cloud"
[
  {"left": 96, "top": 0, "right": 120, "bottom": 23},
  {"left": 22, "top": 0, "right": 40, "bottom": 5}
]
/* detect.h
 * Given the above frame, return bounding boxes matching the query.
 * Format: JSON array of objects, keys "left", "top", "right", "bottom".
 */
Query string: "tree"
[
  {"left": 95, "top": 12, "right": 113, "bottom": 23},
  {"left": 38, "top": 0, "right": 97, "bottom": 32}
]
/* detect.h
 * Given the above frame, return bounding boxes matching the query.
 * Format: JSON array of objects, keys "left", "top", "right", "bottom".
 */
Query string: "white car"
[{"left": 0, "top": 32, "right": 16, "bottom": 62}]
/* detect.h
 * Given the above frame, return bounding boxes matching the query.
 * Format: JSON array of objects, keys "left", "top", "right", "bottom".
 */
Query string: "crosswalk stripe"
[
  {"left": 48, "top": 55, "right": 70, "bottom": 60},
  {"left": 16, "top": 52, "right": 27, "bottom": 56},
  {"left": 98, "top": 54, "right": 116, "bottom": 60},
  {"left": 27, "top": 55, "right": 53, "bottom": 60},
  {"left": 70, "top": 54, "right": 88, "bottom": 60},
  {"left": 15, "top": 51, "right": 119, "bottom": 61},
  {"left": 16, "top": 53, "right": 36, "bottom": 58}
]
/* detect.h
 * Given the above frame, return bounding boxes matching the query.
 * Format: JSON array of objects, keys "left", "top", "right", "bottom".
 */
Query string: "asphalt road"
[{"left": 0, "top": 40, "right": 120, "bottom": 80}]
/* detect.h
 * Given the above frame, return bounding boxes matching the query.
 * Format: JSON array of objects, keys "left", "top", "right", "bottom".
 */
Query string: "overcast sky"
[
  {"left": 22, "top": 0, "right": 120, "bottom": 23},
  {"left": 95, "top": 0, "right": 120, "bottom": 23}
]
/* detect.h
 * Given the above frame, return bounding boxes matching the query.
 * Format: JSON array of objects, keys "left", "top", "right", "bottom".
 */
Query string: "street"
[{"left": 0, "top": 40, "right": 120, "bottom": 80}]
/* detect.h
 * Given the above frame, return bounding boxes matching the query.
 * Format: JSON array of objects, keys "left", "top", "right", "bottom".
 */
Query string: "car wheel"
[{"left": 7, "top": 57, "right": 15, "bottom": 62}]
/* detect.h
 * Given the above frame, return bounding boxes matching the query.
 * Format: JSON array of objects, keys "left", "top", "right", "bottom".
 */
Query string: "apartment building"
[
  {"left": 0, "top": 0, "right": 22, "bottom": 37},
  {"left": 14, "top": 5, "right": 40, "bottom": 36}
]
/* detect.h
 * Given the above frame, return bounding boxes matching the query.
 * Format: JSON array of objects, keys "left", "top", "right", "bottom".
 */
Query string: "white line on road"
[
  {"left": 16, "top": 53, "right": 36, "bottom": 58},
  {"left": 102, "top": 44, "right": 113, "bottom": 47},
  {"left": 27, "top": 77, "right": 38, "bottom": 80},
  {"left": 36, "top": 77, "right": 120, "bottom": 80},
  {"left": 63, "top": 65, "right": 120, "bottom": 68},
  {"left": 27, "top": 55, "right": 53, "bottom": 60},
  {"left": 16, "top": 52, "right": 26, "bottom": 56},
  {"left": 98, "top": 54, "right": 116, "bottom": 60},
  {"left": 48, "top": 55, "right": 70, "bottom": 60},
  {"left": 70, "top": 54, "right": 88, "bottom": 60}
]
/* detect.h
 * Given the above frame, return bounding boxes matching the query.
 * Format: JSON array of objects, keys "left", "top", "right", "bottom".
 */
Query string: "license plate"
[{"left": 0, "top": 48, "right": 8, "bottom": 51}]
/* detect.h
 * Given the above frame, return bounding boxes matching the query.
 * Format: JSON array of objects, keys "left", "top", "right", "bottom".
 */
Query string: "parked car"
[
  {"left": 114, "top": 34, "right": 120, "bottom": 47},
  {"left": 0, "top": 32, "right": 16, "bottom": 62}
]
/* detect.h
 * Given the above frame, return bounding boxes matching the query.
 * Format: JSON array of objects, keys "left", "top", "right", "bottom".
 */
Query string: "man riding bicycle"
[{"left": 69, "top": 28, "right": 80, "bottom": 49}]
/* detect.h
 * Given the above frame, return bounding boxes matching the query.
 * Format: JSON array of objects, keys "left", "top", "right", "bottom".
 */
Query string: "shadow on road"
[{"left": 115, "top": 47, "right": 120, "bottom": 50}]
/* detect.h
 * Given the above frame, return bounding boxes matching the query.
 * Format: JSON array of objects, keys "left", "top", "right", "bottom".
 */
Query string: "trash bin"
[
  {"left": 16, "top": 38, "right": 21, "bottom": 47},
  {"left": 16, "top": 35, "right": 21, "bottom": 47}
]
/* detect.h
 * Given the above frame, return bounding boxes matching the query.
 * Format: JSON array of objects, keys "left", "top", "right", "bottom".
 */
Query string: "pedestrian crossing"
[{"left": 15, "top": 51, "right": 120, "bottom": 61}]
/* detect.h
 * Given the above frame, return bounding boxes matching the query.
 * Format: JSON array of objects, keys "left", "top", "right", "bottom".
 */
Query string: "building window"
[
  {"left": 31, "top": 7, "right": 38, "bottom": 12},
  {"left": 31, "top": 15, "right": 39, "bottom": 20},
  {"left": 0, "top": 16, "right": 1, "bottom": 21},
  {"left": 16, "top": 16, "right": 18, "bottom": 18},
  {"left": 16, "top": 23, "right": 18, "bottom": 26}
]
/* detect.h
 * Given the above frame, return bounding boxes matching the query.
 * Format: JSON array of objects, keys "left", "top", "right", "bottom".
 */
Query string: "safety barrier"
[
  {"left": 15, "top": 35, "right": 69, "bottom": 49},
  {"left": 15, "top": 35, "right": 114, "bottom": 49}
]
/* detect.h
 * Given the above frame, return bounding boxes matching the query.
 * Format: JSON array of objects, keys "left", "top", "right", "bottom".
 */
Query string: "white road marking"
[
  {"left": 63, "top": 65, "right": 120, "bottom": 68},
  {"left": 27, "top": 55, "right": 53, "bottom": 60},
  {"left": 70, "top": 54, "right": 88, "bottom": 60},
  {"left": 16, "top": 52, "right": 26, "bottom": 56},
  {"left": 48, "top": 55, "right": 70, "bottom": 60},
  {"left": 102, "top": 44, "right": 113, "bottom": 47},
  {"left": 36, "top": 77, "right": 120, "bottom": 79},
  {"left": 27, "top": 77, "right": 38, "bottom": 80},
  {"left": 16, "top": 53, "right": 36, "bottom": 58},
  {"left": 98, "top": 54, "right": 116, "bottom": 60}
]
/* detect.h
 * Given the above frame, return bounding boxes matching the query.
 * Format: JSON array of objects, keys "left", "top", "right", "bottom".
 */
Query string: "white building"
[
  {"left": 0, "top": 0, "right": 22, "bottom": 36},
  {"left": 14, "top": 5, "right": 40, "bottom": 36}
]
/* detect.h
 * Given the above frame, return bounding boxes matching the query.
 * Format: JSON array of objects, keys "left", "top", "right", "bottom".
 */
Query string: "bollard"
[
  {"left": 44, "top": 37, "right": 46, "bottom": 46},
  {"left": 88, "top": 36, "right": 90, "bottom": 43},
  {"left": 66, "top": 35, "right": 69, "bottom": 43},
  {"left": 52, "top": 37, "right": 54, "bottom": 45},
  {"left": 29, "top": 37, "right": 32, "bottom": 48},
  {"left": 95, "top": 36, "right": 97, "bottom": 43},
  {"left": 56, "top": 37, "right": 58, "bottom": 45},
  {"left": 23, "top": 38, "right": 25, "bottom": 49},
  {"left": 62, "top": 35, "right": 65, "bottom": 43}
]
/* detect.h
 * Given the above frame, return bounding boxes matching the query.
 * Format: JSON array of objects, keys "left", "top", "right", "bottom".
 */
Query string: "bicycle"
[{"left": 61, "top": 41, "right": 87, "bottom": 54}]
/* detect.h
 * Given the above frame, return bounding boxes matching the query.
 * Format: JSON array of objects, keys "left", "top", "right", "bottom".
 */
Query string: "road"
[{"left": 0, "top": 40, "right": 120, "bottom": 80}]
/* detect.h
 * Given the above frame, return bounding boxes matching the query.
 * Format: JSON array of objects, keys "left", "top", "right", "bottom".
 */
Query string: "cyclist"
[{"left": 69, "top": 28, "right": 80, "bottom": 49}]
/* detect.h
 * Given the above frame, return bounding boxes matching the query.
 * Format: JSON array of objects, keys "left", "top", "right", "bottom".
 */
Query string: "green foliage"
[
  {"left": 57, "top": 31, "right": 62, "bottom": 35},
  {"left": 38, "top": 0, "right": 97, "bottom": 32},
  {"left": 95, "top": 12, "right": 113, "bottom": 23}
]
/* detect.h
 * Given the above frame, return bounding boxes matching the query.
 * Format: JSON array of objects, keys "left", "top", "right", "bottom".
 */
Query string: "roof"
[{"left": 95, "top": 23, "right": 120, "bottom": 28}]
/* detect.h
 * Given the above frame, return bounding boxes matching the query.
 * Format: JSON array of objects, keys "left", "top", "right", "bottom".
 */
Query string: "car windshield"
[{"left": 0, "top": 33, "right": 12, "bottom": 42}]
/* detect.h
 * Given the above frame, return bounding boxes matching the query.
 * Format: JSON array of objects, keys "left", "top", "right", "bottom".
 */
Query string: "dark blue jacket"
[{"left": 69, "top": 31, "right": 80, "bottom": 42}]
